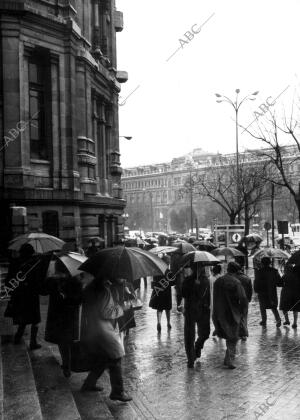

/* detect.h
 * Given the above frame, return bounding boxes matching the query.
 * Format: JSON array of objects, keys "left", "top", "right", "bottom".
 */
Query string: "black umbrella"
[{"left": 79, "top": 246, "right": 168, "bottom": 282}]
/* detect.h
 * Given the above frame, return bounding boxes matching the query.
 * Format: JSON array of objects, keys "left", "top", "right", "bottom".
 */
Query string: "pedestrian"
[
  {"left": 44, "top": 262, "right": 82, "bottom": 377},
  {"left": 5, "top": 243, "right": 42, "bottom": 350},
  {"left": 254, "top": 257, "right": 282, "bottom": 328},
  {"left": 230, "top": 262, "right": 252, "bottom": 341},
  {"left": 170, "top": 251, "right": 185, "bottom": 312},
  {"left": 80, "top": 278, "right": 132, "bottom": 401},
  {"left": 117, "top": 280, "right": 137, "bottom": 340},
  {"left": 279, "top": 264, "right": 300, "bottom": 328},
  {"left": 182, "top": 263, "right": 210, "bottom": 368},
  {"left": 213, "top": 263, "right": 248, "bottom": 369},
  {"left": 210, "top": 264, "right": 222, "bottom": 336},
  {"left": 149, "top": 254, "right": 173, "bottom": 332},
  {"left": 86, "top": 239, "right": 99, "bottom": 258}
]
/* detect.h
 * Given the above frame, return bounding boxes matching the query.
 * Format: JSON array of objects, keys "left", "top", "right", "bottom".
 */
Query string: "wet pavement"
[{"left": 116, "top": 280, "right": 300, "bottom": 420}]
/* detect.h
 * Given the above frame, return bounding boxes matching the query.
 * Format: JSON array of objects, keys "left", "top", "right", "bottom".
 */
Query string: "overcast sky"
[{"left": 116, "top": 0, "right": 300, "bottom": 168}]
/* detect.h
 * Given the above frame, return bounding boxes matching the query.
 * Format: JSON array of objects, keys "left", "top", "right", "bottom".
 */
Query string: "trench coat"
[
  {"left": 81, "top": 282, "right": 125, "bottom": 360},
  {"left": 234, "top": 272, "right": 252, "bottom": 337},
  {"left": 213, "top": 273, "right": 248, "bottom": 340},
  {"left": 254, "top": 267, "right": 282, "bottom": 309},
  {"left": 279, "top": 266, "right": 300, "bottom": 312},
  {"left": 5, "top": 256, "right": 42, "bottom": 325},
  {"left": 44, "top": 275, "right": 82, "bottom": 344},
  {"left": 182, "top": 273, "right": 210, "bottom": 320}
]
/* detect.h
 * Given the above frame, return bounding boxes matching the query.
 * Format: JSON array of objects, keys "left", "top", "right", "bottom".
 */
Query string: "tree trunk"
[{"left": 229, "top": 213, "right": 236, "bottom": 224}]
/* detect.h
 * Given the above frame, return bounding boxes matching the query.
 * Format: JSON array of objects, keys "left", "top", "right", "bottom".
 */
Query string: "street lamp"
[{"left": 215, "top": 89, "right": 259, "bottom": 223}]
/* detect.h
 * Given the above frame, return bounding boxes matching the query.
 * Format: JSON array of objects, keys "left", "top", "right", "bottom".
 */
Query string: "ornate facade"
[
  {"left": 0, "top": 0, "right": 127, "bottom": 253},
  {"left": 122, "top": 147, "right": 299, "bottom": 233}
]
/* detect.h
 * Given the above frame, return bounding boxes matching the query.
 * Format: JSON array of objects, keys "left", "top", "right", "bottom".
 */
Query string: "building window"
[{"left": 29, "top": 52, "right": 51, "bottom": 160}]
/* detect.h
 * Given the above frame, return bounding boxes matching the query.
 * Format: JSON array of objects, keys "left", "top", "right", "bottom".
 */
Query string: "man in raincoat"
[
  {"left": 182, "top": 263, "right": 210, "bottom": 368},
  {"left": 213, "top": 262, "right": 248, "bottom": 369}
]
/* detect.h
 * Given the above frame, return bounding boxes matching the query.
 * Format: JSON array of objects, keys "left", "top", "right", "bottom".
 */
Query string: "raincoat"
[
  {"left": 213, "top": 273, "right": 248, "bottom": 340},
  {"left": 254, "top": 266, "right": 282, "bottom": 309},
  {"left": 81, "top": 282, "right": 125, "bottom": 360},
  {"left": 279, "top": 266, "right": 300, "bottom": 312}
]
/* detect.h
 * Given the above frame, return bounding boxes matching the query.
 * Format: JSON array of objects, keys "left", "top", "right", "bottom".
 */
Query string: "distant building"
[
  {"left": 122, "top": 147, "right": 299, "bottom": 233},
  {"left": 0, "top": 0, "right": 127, "bottom": 253}
]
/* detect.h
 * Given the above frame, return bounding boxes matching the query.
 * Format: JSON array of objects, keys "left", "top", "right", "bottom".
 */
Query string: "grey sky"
[{"left": 116, "top": 0, "right": 300, "bottom": 168}]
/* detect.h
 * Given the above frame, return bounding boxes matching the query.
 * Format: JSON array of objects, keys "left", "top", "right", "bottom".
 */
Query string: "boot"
[
  {"left": 109, "top": 359, "right": 132, "bottom": 402},
  {"left": 14, "top": 324, "right": 26, "bottom": 344},
  {"left": 29, "top": 325, "right": 41, "bottom": 350}
]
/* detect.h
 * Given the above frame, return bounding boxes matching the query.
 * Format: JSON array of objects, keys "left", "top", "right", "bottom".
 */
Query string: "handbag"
[
  {"left": 130, "top": 298, "right": 143, "bottom": 311},
  {"left": 70, "top": 306, "right": 94, "bottom": 372}
]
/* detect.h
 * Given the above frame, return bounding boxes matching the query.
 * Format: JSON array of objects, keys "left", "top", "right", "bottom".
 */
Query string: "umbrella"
[
  {"left": 253, "top": 248, "right": 290, "bottom": 263},
  {"left": 145, "top": 237, "right": 158, "bottom": 243},
  {"left": 47, "top": 252, "right": 88, "bottom": 278},
  {"left": 181, "top": 251, "right": 221, "bottom": 266},
  {"left": 79, "top": 246, "right": 168, "bottom": 282},
  {"left": 193, "top": 240, "right": 217, "bottom": 251},
  {"left": 212, "top": 247, "right": 245, "bottom": 258},
  {"left": 150, "top": 246, "right": 178, "bottom": 255},
  {"left": 172, "top": 242, "right": 196, "bottom": 254},
  {"left": 245, "top": 234, "right": 263, "bottom": 243},
  {"left": 9, "top": 232, "right": 65, "bottom": 253}
]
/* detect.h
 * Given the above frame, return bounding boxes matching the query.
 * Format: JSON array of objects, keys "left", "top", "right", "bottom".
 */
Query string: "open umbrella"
[
  {"left": 245, "top": 233, "right": 263, "bottom": 243},
  {"left": 193, "top": 240, "right": 217, "bottom": 251},
  {"left": 171, "top": 242, "right": 196, "bottom": 254},
  {"left": 47, "top": 252, "right": 88, "bottom": 278},
  {"left": 79, "top": 246, "right": 168, "bottom": 282},
  {"left": 9, "top": 232, "right": 65, "bottom": 253},
  {"left": 149, "top": 246, "right": 178, "bottom": 255},
  {"left": 212, "top": 247, "right": 245, "bottom": 258},
  {"left": 181, "top": 251, "right": 221, "bottom": 266},
  {"left": 253, "top": 248, "right": 290, "bottom": 263}
]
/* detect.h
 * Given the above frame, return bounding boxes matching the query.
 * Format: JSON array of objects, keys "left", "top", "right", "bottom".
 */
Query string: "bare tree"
[
  {"left": 244, "top": 109, "right": 300, "bottom": 220},
  {"left": 179, "top": 155, "right": 268, "bottom": 233}
]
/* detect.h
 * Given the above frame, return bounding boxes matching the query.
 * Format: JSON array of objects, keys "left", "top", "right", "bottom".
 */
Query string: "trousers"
[
  {"left": 184, "top": 312, "right": 210, "bottom": 364},
  {"left": 83, "top": 357, "right": 123, "bottom": 395}
]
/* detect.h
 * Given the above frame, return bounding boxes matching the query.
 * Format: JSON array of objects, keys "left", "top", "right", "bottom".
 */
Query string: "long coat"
[
  {"left": 213, "top": 273, "right": 248, "bottom": 340},
  {"left": 234, "top": 272, "right": 252, "bottom": 337},
  {"left": 254, "top": 266, "right": 282, "bottom": 309},
  {"left": 81, "top": 282, "right": 125, "bottom": 361},
  {"left": 149, "top": 274, "right": 173, "bottom": 311},
  {"left": 5, "top": 256, "right": 42, "bottom": 325},
  {"left": 280, "top": 266, "right": 300, "bottom": 312},
  {"left": 44, "top": 275, "right": 82, "bottom": 344}
]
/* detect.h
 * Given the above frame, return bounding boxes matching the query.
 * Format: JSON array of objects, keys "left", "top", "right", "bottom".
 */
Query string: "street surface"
[{"left": 117, "top": 281, "right": 300, "bottom": 420}]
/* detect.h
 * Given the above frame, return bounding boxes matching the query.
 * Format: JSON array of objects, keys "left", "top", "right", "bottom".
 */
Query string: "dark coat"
[
  {"left": 254, "top": 266, "right": 282, "bottom": 309},
  {"left": 213, "top": 273, "right": 248, "bottom": 340},
  {"left": 149, "top": 274, "right": 173, "bottom": 311},
  {"left": 279, "top": 266, "right": 300, "bottom": 312},
  {"left": 44, "top": 275, "right": 82, "bottom": 344},
  {"left": 5, "top": 256, "right": 43, "bottom": 325},
  {"left": 182, "top": 273, "right": 210, "bottom": 320},
  {"left": 235, "top": 272, "right": 253, "bottom": 302}
]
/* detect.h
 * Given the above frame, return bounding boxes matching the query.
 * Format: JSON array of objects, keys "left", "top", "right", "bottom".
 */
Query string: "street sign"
[
  {"left": 232, "top": 233, "right": 241, "bottom": 243},
  {"left": 278, "top": 221, "right": 289, "bottom": 234},
  {"left": 264, "top": 222, "right": 271, "bottom": 231}
]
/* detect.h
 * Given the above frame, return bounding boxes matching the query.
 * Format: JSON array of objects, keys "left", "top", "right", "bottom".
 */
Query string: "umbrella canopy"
[
  {"left": 9, "top": 232, "right": 65, "bottom": 253},
  {"left": 245, "top": 234, "right": 263, "bottom": 243},
  {"left": 149, "top": 246, "right": 178, "bottom": 255},
  {"left": 172, "top": 241, "right": 196, "bottom": 254},
  {"left": 181, "top": 251, "right": 221, "bottom": 266},
  {"left": 253, "top": 248, "right": 290, "bottom": 263},
  {"left": 193, "top": 240, "right": 217, "bottom": 251},
  {"left": 79, "top": 246, "right": 168, "bottom": 282},
  {"left": 212, "top": 247, "right": 245, "bottom": 258},
  {"left": 47, "top": 252, "right": 88, "bottom": 278}
]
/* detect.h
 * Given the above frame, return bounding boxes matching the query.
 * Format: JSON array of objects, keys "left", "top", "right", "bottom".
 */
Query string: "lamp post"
[{"left": 215, "top": 89, "right": 259, "bottom": 223}]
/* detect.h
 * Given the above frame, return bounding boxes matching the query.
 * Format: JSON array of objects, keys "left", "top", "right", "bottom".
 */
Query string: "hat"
[{"left": 227, "top": 261, "right": 241, "bottom": 274}]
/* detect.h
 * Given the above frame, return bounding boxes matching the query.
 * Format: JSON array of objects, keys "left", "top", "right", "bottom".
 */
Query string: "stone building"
[
  {"left": 122, "top": 147, "right": 299, "bottom": 233},
  {"left": 0, "top": 0, "right": 127, "bottom": 254}
]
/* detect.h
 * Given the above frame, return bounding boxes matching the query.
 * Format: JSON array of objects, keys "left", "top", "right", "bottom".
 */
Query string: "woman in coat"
[
  {"left": 44, "top": 262, "right": 82, "bottom": 377},
  {"left": 5, "top": 244, "right": 43, "bottom": 350},
  {"left": 149, "top": 254, "right": 173, "bottom": 332},
  {"left": 254, "top": 257, "right": 282, "bottom": 327},
  {"left": 182, "top": 263, "right": 210, "bottom": 368},
  {"left": 280, "top": 264, "right": 300, "bottom": 328},
  {"left": 81, "top": 278, "right": 131, "bottom": 402},
  {"left": 213, "top": 263, "right": 248, "bottom": 369}
]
